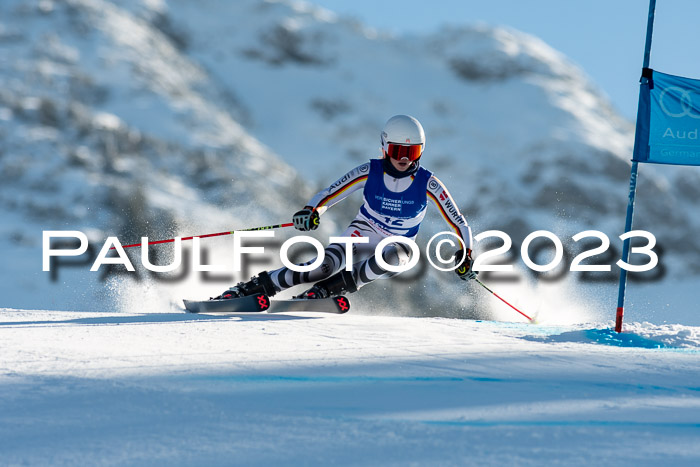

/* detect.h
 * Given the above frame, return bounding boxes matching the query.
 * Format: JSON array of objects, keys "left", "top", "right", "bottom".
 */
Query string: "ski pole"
[
  {"left": 113, "top": 222, "right": 295, "bottom": 249},
  {"left": 474, "top": 277, "right": 536, "bottom": 323}
]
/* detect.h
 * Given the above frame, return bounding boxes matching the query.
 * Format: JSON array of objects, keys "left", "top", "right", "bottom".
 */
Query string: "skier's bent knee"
[{"left": 381, "top": 243, "right": 412, "bottom": 267}]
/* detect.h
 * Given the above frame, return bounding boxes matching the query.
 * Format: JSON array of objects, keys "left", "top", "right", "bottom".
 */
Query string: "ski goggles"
[{"left": 385, "top": 143, "right": 423, "bottom": 161}]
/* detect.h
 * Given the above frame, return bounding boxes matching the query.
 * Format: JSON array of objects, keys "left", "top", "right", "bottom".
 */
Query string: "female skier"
[{"left": 216, "top": 114, "right": 476, "bottom": 300}]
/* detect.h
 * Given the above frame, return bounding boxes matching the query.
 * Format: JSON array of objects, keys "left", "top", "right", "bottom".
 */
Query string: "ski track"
[{"left": 1, "top": 308, "right": 699, "bottom": 466}]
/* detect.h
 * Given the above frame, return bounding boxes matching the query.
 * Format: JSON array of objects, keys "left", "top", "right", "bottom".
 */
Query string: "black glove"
[
  {"left": 455, "top": 249, "right": 477, "bottom": 281},
  {"left": 293, "top": 207, "right": 320, "bottom": 231}
]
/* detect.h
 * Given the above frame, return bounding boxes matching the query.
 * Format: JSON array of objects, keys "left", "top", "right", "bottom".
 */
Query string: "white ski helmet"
[{"left": 381, "top": 115, "right": 425, "bottom": 161}]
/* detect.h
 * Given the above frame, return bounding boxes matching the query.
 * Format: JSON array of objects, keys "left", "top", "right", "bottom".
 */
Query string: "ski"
[
  {"left": 183, "top": 293, "right": 271, "bottom": 314},
  {"left": 183, "top": 295, "right": 351, "bottom": 314},
  {"left": 267, "top": 296, "right": 351, "bottom": 314}
]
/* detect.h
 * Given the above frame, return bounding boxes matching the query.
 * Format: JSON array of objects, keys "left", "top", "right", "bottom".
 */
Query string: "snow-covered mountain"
[
  {"left": 1, "top": 0, "right": 699, "bottom": 314},
  {"left": 0, "top": 0, "right": 312, "bottom": 310},
  {"left": 154, "top": 0, "right": 700, "bottom": 266}
]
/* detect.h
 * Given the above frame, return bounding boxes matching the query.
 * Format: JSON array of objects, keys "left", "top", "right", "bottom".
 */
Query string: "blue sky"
[{"left": 310, "top": 0, "right": 700, "bottom": 121}]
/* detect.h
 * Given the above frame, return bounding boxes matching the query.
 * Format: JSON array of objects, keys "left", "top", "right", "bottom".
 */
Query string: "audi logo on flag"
[{"left": 659, "top": 86, "right": 700, "bottom": 119}]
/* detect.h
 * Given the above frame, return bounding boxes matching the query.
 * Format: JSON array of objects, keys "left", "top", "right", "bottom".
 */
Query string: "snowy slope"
[{"left": 1, "top": 308, "right": 699, "bottom": 465}]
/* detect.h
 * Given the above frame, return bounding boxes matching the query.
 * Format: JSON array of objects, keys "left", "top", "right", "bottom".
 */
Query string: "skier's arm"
[
  {"left": 305, "top": 162, "right": 370, "bottom": 215},
  {"left": 426, "top": 176, "right": 473, "bottom": 251}
]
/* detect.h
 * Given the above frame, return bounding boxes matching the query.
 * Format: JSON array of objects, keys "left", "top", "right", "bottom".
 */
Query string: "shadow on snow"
[{"left": 0, "top": 312, "right": 317, "bottom": 327}]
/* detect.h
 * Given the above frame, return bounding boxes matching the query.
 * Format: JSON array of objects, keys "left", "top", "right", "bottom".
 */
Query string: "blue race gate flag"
[{"left": 633, "top": 69, "right": 700, "bottom": 166}]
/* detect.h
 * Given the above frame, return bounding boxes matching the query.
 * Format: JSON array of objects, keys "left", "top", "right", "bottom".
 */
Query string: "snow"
[
  {"left": 1, "top": 1, "right": 700, "bottom": 462},
  {"left": 1, "top": 307, "right": 699, "bottom": 465}
]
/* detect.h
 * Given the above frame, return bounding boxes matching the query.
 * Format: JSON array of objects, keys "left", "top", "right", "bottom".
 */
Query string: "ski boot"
[
  {"left": 214, "top": 271, "right": 277, "bottom": 300},
  {"left": 295, "top": 270, "right": 357, "bottom": 299}
]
